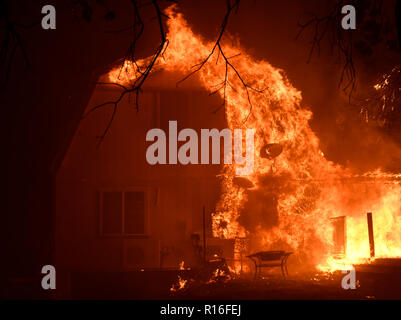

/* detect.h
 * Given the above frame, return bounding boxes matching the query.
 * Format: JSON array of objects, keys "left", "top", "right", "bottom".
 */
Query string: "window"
[{"left": 100, "top": 190, "right": 147, "bottom": 236}]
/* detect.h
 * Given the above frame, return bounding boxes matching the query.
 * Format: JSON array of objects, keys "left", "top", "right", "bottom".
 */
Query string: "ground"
[{"left": 66, "top": 261, "right": 401, "bottom": 299}]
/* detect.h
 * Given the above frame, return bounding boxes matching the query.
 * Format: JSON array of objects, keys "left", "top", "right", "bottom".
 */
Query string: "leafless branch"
[
  {"left": 361, "top": 66, "right": 401, "bottom": 129},
  {"left": 84, "top": 0, "right": 170, "bottom": 148},
  {"left": 88, "top": 0, "right": 266, "bottom": 147},
  {"left": 176, "top": 0, "right": 263, "bottom": 123},
  {"left": 296, "top": 0, "right": 357, "bottom": 98},
  {"left": 0, "top": 1, "right": 35, "bottom": 90}
]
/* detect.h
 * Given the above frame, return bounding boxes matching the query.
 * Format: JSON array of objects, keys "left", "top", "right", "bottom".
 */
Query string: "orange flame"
[
  {"left": 108, "top": 5, "right": 401, "bottom": 272},
  {"left": 170, "top": 276, "right": 188, "bottom": 292}
]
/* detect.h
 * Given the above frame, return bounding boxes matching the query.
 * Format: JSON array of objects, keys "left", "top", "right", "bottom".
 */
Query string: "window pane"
[
  {"left": 102, "top": 192, "right": 122, "bottom": 234},
  {"left": 124, "top": 192, "right": 145, "bottom": 234}
]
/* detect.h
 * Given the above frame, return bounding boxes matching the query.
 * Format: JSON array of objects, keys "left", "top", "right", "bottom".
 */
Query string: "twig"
[
  {"left": 176, "top": 0, "right": 264, "bottom": 123},
  {"left": 85, "top": 0, "right": 169, "bottom": 148},
  {"left": 296, "top": 0, "right": 357, "bottom": 98}
]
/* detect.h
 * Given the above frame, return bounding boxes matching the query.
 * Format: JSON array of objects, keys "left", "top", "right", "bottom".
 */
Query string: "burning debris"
[
  {"left": 170, "top": 276, "right": 189, "bottom": 293},
  {"left": 169, "top": 259, "right": 232, "bottom": 294},
  {"left": 205, "top": 267, "right": 232, "bottom": 284}
]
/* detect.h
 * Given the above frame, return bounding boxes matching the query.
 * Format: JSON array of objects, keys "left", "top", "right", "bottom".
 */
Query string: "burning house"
[
  {"left": 5, "top": 0, "right": 401, "bottom": 307},
  {"left": 50, "top": 4, "right": 401, "bottom": 299}
]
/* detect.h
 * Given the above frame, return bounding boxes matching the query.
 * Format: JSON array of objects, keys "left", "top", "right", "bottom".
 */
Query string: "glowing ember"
[
  {"left": 206, "top": 268, "right": 232, "bottom": 284},
  {"left": 170, "top": 276, "right": 188, "bottom": 293},
  {"left": 108, "top": 5, "right": 401, "bottom": 272}
]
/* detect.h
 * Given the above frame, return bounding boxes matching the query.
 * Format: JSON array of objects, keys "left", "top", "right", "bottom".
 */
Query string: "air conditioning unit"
[{"left": 123, "top": 238, "right": 160, "bottom": 270}]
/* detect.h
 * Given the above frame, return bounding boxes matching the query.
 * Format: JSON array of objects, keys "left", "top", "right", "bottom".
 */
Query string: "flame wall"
[{"left": 109, "top": 6, "right": 401, "bottom": 271}]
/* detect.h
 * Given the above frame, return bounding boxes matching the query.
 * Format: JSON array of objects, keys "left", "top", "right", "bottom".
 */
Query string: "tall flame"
[{"left": 108, "top": 6, "right": 401, "bottom": 271}]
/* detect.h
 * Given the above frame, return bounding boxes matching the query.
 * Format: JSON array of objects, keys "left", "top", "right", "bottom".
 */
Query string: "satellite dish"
[
  {"left": 233, "top": 177, "right": 254, "bottom": 189},
  {"left": 260, "top": 143, "right": 283, "bottom": 159}
]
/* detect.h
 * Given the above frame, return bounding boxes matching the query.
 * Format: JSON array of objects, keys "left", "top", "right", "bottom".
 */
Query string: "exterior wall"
[{"left": 55, "top": 71, "right": 227, "bottom": 295}]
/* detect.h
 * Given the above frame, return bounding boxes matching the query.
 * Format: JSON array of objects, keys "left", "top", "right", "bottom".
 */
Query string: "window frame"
[{"left": 99, "top": 187, "right": 149, "bottom": 238}]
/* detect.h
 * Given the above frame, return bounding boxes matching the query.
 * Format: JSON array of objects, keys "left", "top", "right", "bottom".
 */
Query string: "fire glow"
[{"left": 108, "top": 5, "right": 401, "bottom": 272}]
